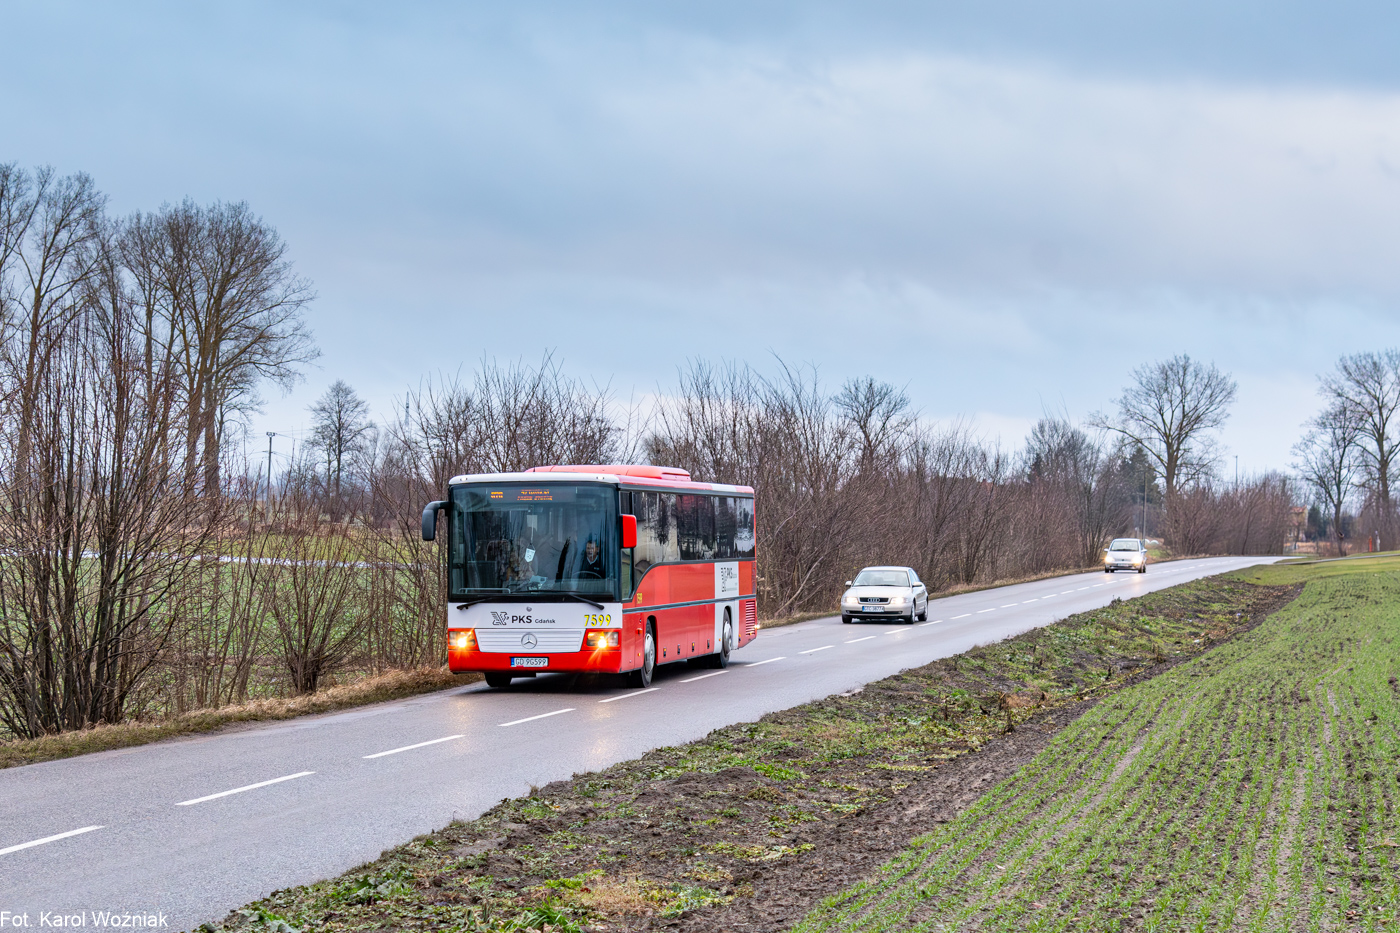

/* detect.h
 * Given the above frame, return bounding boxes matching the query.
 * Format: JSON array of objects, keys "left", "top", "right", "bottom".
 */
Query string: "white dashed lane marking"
[
  {"left": 599, "top": 688, "right": 658, "bottom": 703},
  {"left": 363, "top": 735, "right": 464, "bottom": 759},
  {"left": 679, "top": 670, "right": 728, "bottom": 684},
  {"left": 499, "top": 709, "right": 575, "bottom": 728},
  {"left": 176, "top": 771, "right": 316, "bottom": 806},
  {"left": 0, "top": 825, "right": 103, "bottom": 857}
]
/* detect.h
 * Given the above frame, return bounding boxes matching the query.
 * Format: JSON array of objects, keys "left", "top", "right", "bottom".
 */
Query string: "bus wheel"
[
  {"left": 484, "top": 672, "right": 513, "bottom": 689},
  {"left": 708, "top": 614, "right": 733, "bottom": 669},
  {"left": 628, "top": 624, "right": 656, "bottom": 688}
]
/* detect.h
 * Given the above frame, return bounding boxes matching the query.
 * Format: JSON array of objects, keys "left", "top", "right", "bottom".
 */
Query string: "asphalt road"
[{"left": 0, "top": 556, "right": 1275, "bottom": 927}]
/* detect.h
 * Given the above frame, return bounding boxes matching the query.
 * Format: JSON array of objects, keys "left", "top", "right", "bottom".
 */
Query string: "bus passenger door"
[{"left": 714, "top": 561, "right": 740, "bottom": 654}]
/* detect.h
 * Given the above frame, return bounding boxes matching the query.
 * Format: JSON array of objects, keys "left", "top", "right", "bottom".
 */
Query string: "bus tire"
[
  {"left": 484, "top": 672, "right": 513, "bottom": 689},
  {"left": 707, "top": 613, "right": 733, "bottom": 669},
  {"left": 628, "top": 623, "right": 656, "bottom": 688}
]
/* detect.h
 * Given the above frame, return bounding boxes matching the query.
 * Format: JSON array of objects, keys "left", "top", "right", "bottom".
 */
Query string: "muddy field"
[{"left": 211, "top": 576, "right": 1299, "bottom": 933}]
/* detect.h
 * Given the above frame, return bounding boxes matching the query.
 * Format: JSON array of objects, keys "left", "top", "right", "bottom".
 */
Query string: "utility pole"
[
  {"left": 266, "top": 432, "right": 276, "bottom": 522},
  {"left": 1143, "top": 464, "right": 1149, "bottom": 543}
]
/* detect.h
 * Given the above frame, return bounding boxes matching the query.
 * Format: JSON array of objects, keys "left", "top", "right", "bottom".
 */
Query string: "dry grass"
[{"left": 0, "top": 667, "right": 479, "bottom": 770}]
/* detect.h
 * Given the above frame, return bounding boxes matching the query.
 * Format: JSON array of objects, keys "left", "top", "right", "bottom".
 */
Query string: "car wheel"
[
  {"left": 842, "top": 614, "right": 852, "bottom": 624},
  {"left": 627, "top": 623, "right": 656, "bottom": 688},
  {"left": 1105, "top": 568, "right": 1114, "bottom": 573},
  {"left": 484, "top": 672, "right": 513, "bottom": 689},
  {"left": 1139, "top": 564, "right": 1147, "bottom": 574}
]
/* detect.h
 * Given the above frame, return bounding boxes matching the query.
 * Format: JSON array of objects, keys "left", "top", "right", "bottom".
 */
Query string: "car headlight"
[
  {"left": 1132, "top": 554, "right": 1143, "bottom": 562},
  {"left": 842, "top": 595, "right": 858, "bottom": 605},
  {"left": 889, "top": 596, "right": 906, "bottom": 607}
]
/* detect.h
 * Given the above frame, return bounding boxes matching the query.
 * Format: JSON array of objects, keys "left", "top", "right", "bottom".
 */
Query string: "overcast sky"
[{"left": 6, "top": 1, "right": 1400, "bottom": 476}]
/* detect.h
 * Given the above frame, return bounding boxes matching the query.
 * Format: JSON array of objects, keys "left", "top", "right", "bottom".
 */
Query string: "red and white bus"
[{"left": 422, "top": 465, "right": 757, "bottom": 688}]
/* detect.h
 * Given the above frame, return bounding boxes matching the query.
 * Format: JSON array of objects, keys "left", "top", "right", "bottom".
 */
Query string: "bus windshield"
[{"left": 449, "top": 483, "right": 617, "bottom": 598}]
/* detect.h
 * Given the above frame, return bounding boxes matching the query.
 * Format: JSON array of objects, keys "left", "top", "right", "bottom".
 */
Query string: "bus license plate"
[{"left": 511, "top": 657, "right": 549, "bottom": 668}]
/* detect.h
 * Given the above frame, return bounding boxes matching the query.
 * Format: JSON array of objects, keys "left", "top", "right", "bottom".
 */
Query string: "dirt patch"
[{"left": 687, "top": 697, "right": 1095, "bottom": 933}]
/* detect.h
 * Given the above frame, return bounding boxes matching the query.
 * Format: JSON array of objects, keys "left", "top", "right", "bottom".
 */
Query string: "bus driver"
[{"left": 578, "top": 537, "right": 606, "bottom": 580}]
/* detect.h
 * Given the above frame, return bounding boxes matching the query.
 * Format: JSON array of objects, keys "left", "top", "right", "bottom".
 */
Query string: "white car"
[
  {"left": 841, "top": 566, "right": 928, "bottom": 624},
  {"left": 1104, "top": 538, "right": 1148, "bottom": 573}
]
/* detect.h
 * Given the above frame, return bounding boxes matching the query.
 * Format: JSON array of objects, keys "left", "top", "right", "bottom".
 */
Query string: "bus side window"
[
  {"left": 634, "top": 491, "right": 678, "bottom": 576},
  {"left": 619, "top": 490, "right": 634, "bottom": 598},
  {"left": 678, "top": 494, "right": 717, "bottom": 560},
  {"left": 732, "top": 498, "right": 756, "bottom": 559},
  {"left": 715, "top": 496, "right": 738, "bottom": 559}
]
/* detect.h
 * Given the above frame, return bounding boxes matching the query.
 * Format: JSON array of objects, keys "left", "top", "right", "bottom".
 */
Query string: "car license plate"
[
  {"left": 511, "top": 657, "right": 549, "bottom": 668},
  {"left": 861, "top": 605, "right": 883, "bottom": 612}
]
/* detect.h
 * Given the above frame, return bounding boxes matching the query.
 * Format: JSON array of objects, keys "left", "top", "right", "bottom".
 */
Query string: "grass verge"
[
  {"left": 0, "top": 668, "right": 479, "bottom": 770},
  {"left": 204, "top": 573, "right": 1298, "bottom": 933},
  {"left": 795, "top": 560, "right": 1400, "bottom": 932}
]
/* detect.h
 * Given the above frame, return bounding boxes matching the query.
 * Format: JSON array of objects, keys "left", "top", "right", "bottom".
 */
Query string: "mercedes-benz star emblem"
[{"left": 521, "top": 633, "right": 538, "bottom": 649}]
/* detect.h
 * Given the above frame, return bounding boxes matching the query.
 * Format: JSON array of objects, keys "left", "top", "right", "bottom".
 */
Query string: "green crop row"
[{"left": 797, "top": 569, "right": 1400, "bottom": 932}]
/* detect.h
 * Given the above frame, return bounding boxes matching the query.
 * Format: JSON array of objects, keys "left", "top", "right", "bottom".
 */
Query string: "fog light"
[
  {"left": 585, "top": 630, "right": 620, "bottom": 648},
  {"left": 449, "top": 629, "right": 476, "bottom": 650}
]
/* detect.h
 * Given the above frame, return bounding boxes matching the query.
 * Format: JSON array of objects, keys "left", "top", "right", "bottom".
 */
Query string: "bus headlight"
[
  {"left": 585, "top": 630, "right": 620, "bottom": 648},
  {"left": 449, "top": 629, "right": 476, "bottom": 650}
]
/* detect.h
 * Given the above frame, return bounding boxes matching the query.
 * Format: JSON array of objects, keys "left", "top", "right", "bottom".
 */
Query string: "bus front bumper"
[{"left": 448, "top": 646, "right": 632, "bottom": 675}]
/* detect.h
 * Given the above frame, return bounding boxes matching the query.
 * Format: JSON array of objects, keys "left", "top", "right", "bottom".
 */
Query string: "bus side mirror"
[
  {"left": 621, "top": 514, "right": 637, "bottom": 549},
  {"left": 422, "top": 501, "right": 447, "bottom": 541}
]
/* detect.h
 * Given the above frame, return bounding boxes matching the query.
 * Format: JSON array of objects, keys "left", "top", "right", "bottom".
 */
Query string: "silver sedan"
[
  {"left": 840, "top": 566, "right": 928, "bottom": 624},
  {"left": 1103, "top": 537, "right": 1148, "bottom": 573}
]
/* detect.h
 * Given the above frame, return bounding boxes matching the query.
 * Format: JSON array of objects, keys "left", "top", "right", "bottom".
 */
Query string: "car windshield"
[
  {"left": 449, "top": 483, "right": 616, "bottom": 598},
  {"left": 1108, "top": 539, "right": 1141, "bottom": 551},
  {"left": 853, "top": 569, "right": 909, "bottom": 587}
]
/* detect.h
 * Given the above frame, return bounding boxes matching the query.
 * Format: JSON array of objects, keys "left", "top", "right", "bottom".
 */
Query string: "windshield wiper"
[
  {"left": 454, "top": 595, "right": 500, "bottom": 610},
  {"left": 560, "top": 592, "right": 606, "bottom": 611},
  {"left": 456, "top": 592, "right": 607, "bottom": 610}
]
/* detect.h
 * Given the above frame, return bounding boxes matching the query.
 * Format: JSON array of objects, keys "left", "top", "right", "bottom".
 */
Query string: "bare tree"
[
  {"left": 1024, "top": 418, "right": 1128, "bottom": 567},
  {"left": 1095, "top": 355, "right": 1236, "bottom": 502},
  {"left": 264, "top": 492, "right": 369, "bottom": 694},
  {"left": 1319, "top": 350, "right": 1400, "bottom": 546},
  {"left": 836, "top": 376, "right": 915, "bottom": 476},
  {"left": 1294, "top": 404, "right": 1362, "bottom": 555},
  {"left": 0, "top": 224, "right": 221, "bottom": 736},
  {"left": 1, "top": 167, "right": 105, "bottom": 477},
  {"left": 308, "top": 379, "right": 375, "bottom": 507},
  {"left": 123, "top": 200, "right": 318, "bottom": 493}
]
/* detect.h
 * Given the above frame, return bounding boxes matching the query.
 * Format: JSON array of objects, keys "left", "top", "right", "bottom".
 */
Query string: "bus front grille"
[{"left": 474, "top": 630, "right": 586, "bottom": 653}]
